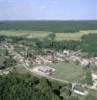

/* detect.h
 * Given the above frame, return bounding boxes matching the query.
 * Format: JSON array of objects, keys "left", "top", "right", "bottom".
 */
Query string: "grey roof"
[
  {"left": 73, "top": 85, "right": 85, "bottom": 92},
  {"left": 38, "top": 66, "right": 51, "bottom": 72}
]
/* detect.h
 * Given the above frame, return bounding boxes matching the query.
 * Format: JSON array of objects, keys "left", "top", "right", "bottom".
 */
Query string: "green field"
[
  {"left": 79, "top": 90, "right": 97, "bottom": 100},
  {"left": 55, "top": 30, "right": 97, "bottom": 40},
  {"left": 0, "top": 30, "right": 97, "bottom": 40},
  {"left": 48, "top": 61, "right": 85, "bottom": 82}
]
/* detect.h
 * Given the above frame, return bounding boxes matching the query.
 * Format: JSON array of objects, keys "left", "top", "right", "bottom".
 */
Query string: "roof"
[
  {"left": 73, "top": 85, "right": 85, "bottom": 93},
  {"left": 38, "top": 66, "right": 51, "bottom": 72}
]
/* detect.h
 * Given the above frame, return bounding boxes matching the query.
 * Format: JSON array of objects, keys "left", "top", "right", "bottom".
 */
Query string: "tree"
[
  {"left": 46, "top": 33, "right": 56, "bottom": 47},
  {"left": 47, "top": 33, "right": 56, "bottom": 41},
  {"left": 85, "top": 70, "right": 93, "bottom": 85}
]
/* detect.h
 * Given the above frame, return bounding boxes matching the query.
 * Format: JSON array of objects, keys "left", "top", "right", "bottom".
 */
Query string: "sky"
[{"left": 0, "top": 0, "right": 97, "bottom": 20}]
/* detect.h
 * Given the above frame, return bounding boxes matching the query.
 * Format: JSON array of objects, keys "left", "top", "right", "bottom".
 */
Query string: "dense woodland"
[
  {"left": 0, "top": 21, "right": 97, "bottom": 33},
  {"left": 0, "top": 73, "right": 78, "bottom": 100}
]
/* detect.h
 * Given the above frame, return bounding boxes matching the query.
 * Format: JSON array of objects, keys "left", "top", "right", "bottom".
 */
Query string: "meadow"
[
  {"left": 0, "top": 30, "right": 97, "bottom": 40},
  {"left": 48, "top": 61, "right": 85, "bottom": 82}
]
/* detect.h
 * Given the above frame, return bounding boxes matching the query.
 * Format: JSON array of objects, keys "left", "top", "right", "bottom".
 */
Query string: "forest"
[
  {"left": 0, "top": 21, "right": 97, "bottom": 33},
  {"left": 0, "top": 73, "right": 77, "bottom": 100}
]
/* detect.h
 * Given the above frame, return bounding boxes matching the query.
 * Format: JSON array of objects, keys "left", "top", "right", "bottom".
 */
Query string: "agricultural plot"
[
  {"left": 55, "top": 30, "right": 97, "bottom": 40},
  {"left": 0, "top": 31, "right": 27, "bottom": 36},
  {"left": 0, "top": 30, "right": 97, "bottom": 40},
  {"left": 48, "top": 61, "right": 85, "bottom": 82},
  {"left": 0, "top": 30, "right": 48, "bottom": 38}
]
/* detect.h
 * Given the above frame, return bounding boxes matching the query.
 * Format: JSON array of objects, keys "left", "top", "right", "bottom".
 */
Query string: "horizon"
[
  {"left": 0, "top": 19, "right": 97, "bottom": 21},
  {"left": 0, "top": 0, "right": 97, "bottom": 21}
]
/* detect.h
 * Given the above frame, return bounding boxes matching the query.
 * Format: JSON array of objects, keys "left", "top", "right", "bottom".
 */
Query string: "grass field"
[
  {"left": 48, "top": 61, "right": 85, "bottom": 82},
  {"left": 55, "top": 30, "right": 97, "bottom": 40},
  {"left": 79, "top": 90, "right": 97, "bottom": 100},
  {"left": 0, "top": 30, "right": 97, "bottom": 40}
]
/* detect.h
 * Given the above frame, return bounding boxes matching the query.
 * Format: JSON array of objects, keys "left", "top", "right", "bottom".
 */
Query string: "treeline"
[
  {"left": 81, "top": 33, "right": 97, "bottom": 56},
  {"left": 0, "top": 73, "right": 78, "bottom": 100},
  {"left": 0, "top": 20, "right": 97, "bottom": 33}
]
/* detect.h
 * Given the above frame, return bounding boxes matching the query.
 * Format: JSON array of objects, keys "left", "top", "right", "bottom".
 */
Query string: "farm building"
[
  {"left": 73, "top": 84, "right": 88, "bottom": 96},
  {"left": 38, "top": 66, "right": 55, "bottom": 75}
]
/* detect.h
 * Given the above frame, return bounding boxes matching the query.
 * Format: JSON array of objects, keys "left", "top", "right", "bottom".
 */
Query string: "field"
[
  {"left": 48, "top": 61, "right": 85, "bottom": 82},
  {"left": 55, "top": 30, "right": 97, "bottom": 40},
  {"left": 0, "top": 30, "right": 97, "bottom": 40},
  {"left": 79, "top": 90, "right": 97, "bottom": 100}
]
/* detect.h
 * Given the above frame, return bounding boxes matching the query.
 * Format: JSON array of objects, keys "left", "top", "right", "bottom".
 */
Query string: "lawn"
[
  {"left": 48, "top": 61, "right": 85, "bottom": 82},
  {"left": 79, "top": 90, "right": 97, "bottom": 100}
]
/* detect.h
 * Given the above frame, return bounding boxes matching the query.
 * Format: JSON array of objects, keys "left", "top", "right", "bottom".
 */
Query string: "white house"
[
  {"left": 81, "top": 59, "right": 90, "bottom": 67},
  {"left": 94, "top": 61, "right": 97, "bottom": 66},
  {"left": 92, "top": 73, "right": 97, "bottom": 80},
  {"left": 70, "top": 56, "right": 81, "bottom": 62},
  {"left": 63, "top": 50, "right": 70, "bottom": 56}
]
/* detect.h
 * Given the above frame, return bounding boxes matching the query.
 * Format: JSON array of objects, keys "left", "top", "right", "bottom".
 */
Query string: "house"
[
  {"left": 94, "top": 61, "right": 97, "bottom": 66},
  {"left": 35, "top": 56, "right": 45, "bottom": 65},
  {"left": 56, "top": 52, "right": 65, "bottom": 58},
  {"left": 3, "top": 71, "right": 9, "bottom": 75},
  {"left": 0, "top": 64, "right": 5, "bottom": 70},
  {"left": 92, "top": 72, "right": 97, "bottom": 80},
  {"left": 46, "top": 55, "right": 53, "bottom": 61},
  {"left": 89, "top": 80, "right": 97, "bottom": 90},
  {"left": 73, "top": 84, "right": 88, "bottom": 96},
  {"left": 88, "top": 72, "right": 97, "bottom": 90},
  {"left": 0, "top": 57, "right": 5, "bottom": 70},
  {"left": 44, "top": 49, "right": 54, "bottom": 55},
  {"left": 70, "top": 56, "right": 81, "bottom": 62},
  {"left": 63, "top": 50, "right": 70, "bottom": 56},
  {"left": 81, "top": 59, "right": 90, "bottom": 67},
  {"left": 25, "top": 59, "right": 31, "bottom": 66},
  {"left": 38, "top": 66, "right": 54, "bottom": 75}
]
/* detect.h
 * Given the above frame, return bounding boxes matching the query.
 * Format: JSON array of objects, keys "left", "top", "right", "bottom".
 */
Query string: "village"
[{"left": 0, "top": 42, "right": 97, "bottom": 97}]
